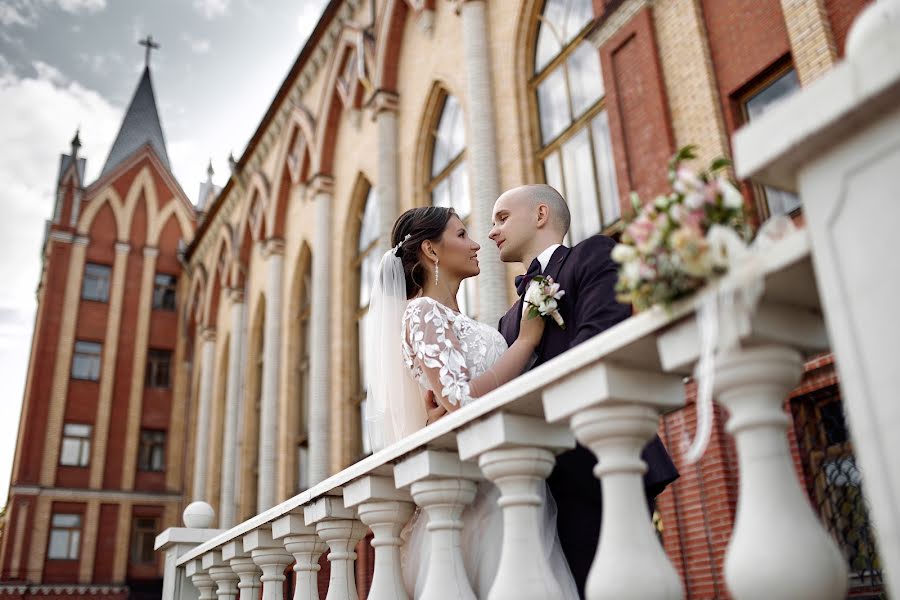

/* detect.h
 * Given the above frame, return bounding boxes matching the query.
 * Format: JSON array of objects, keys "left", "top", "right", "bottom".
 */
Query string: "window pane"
[
  {"left": 537, "top": 65, "right": 571, "bottom": 144},
  {"left": 561, "top": 128, "right": 601, "bottom": 243},
  {"left": 448, "top": 162, "right": 471, "bottom": 219},
  {"left": 432, "top": 95, "right": 465, "bottom": 176},
  {"left": 535, "top": 0, "right": 566, "bottom": 74},
  {"left": 764, "top": 186, "right": 801, "bottom": 215},
  {"left": 358, "top": 188, "right": 379, "bottom": 251},
  {"left": 69, "top": 531, "right": 81, "bottom": 558},
  {"left": 564, "top": 0, "right": 595, "bottom": 43},
  {"left": 567, "top": 41, "right": 604, "bottom": 118},
  {"left": 744, "top": 69, "right": 800, "bottom": 120},
  {"left": 82, "top": 264, "right": 110, "bottom": 302},
  {"left": 544, "top": 152, "right": 565, "bottom": 196},
  {"left": 153, "top": 274, "right": 177, "bottom": 310},
  {"left": 432, "top": 178, "right": 450, "bottom": 209},
  {"left": 359, "top": 250, "right": 378, "bottom": 309},
  {"left": 590, "top": 110, "right": 621, "bottom": 225},
  {"left": 64, "top": 423, "right": 91, "bottom": 437},
  {"left": 52, "top": 514, "right": 81, "bottom": 527},
  {"left": 60, "top": 438, "right": 83, "bottom": 466},
  {"left": 72, "top": 341, "right": 101, "bottom": 381},
  {"left": 48, "top": 531, "right": 70, "bottom": 559}
]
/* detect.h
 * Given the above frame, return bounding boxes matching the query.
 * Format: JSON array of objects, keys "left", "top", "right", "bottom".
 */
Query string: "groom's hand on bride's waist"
[{"left": 424, "top": 390, "right": 447, "bottom": 424}]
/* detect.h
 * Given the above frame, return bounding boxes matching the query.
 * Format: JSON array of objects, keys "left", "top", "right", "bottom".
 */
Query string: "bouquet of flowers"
[
  {"left": 612, "top": 145, "right": 751, "bottom": 312},
  {"left": 524, "top": 275, "right": 566, "bottom": 329}
]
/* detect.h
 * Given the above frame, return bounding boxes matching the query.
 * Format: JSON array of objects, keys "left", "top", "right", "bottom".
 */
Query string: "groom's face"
[{"left": 489, "top": 190, "right": 537, "bottom": 263}]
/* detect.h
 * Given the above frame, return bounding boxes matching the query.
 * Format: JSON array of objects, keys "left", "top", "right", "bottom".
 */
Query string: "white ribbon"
[{"left": 684, "top": 215, "right": 796, "bottom": 463}]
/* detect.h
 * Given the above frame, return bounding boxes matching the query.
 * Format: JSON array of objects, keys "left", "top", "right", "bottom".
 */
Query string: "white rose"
[
  {"left": 525, "top": 281, "right": 543, "bottom": 305},
  {"left": 611, "top": 243, "right": 636, "bottom": 263},
  {"left": 719, "top": 177, "right": 744, "bottom": 209}
]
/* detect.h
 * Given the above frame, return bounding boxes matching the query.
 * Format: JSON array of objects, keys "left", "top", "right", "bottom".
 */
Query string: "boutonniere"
[{"left": 524, "top": 275, "right": 566, "bottom": 329}]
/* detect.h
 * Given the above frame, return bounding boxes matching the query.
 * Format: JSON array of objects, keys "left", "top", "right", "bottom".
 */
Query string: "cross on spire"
[{"left": 138, "top": 35, "right": 160, "bottom": 67}]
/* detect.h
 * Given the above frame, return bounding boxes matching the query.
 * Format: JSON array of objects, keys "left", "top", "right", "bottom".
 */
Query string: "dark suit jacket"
[{"left": 499, "top": 235, "right": 678, "bottom": 597}]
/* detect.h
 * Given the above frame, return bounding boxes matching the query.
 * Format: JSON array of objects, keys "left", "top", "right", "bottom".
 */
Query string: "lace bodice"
[{"left": 402, "top": 297, "right": 508, "bottom": 407}]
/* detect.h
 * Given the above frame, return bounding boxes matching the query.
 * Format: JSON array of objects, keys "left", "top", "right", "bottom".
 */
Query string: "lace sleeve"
[{"left": 403, "top": 298, "right": 472, "bottom": 406}]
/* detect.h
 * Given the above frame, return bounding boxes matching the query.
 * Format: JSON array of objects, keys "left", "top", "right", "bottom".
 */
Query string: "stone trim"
[
  {"left": 9, "top": 485, "right": 183, "bottom": 502},
  {"left": 588, "top": 0, "right": 652, "bottom": 49}
]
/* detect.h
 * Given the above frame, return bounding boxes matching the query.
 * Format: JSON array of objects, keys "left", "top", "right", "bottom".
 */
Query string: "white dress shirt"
[{"left": 536, "top": 243, "right": 562, "bottom": 273}]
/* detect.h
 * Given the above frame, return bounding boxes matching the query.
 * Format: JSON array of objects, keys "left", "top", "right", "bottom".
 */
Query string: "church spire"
[{"left": 100, "top": 38, "right": 170, "bottom": 178}]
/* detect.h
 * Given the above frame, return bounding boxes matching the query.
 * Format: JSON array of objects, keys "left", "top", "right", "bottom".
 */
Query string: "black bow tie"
[{"left": 515, "top": 258, "right": 542, "bottom": 296}]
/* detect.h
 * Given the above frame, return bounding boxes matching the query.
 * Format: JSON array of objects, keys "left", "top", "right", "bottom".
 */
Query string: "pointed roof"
[{"left": 100, "top": 66, "right": 170, "bottom": 177}]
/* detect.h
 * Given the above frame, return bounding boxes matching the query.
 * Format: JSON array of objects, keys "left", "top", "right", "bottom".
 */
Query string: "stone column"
[
  {"left": 203, "top": 551, "right": 240, "bottom": 600},
  {"left": 456, "top": 413, "right": 575, "bottom": 600},
  {"left": 245, "top": 529, "right": 294, "bottom": 600},
  {"left": 308, "top": 175, "right": 333, "bottom": 484},
  {"left": 193, "top": 327, "right": 217, "bottom": 502},
  {"left": 459, "top": 0, "right": 507, "bottom": 325},
  {"left": 543, "top": 364, "right": 685, "bottom": 600},
  {"left": 373, "top": 90, "right": 401, "bottom": 249},
  {"left": 259, "top": 239, "right": 285, "bottom": 512},
  {"left": 222, "top": 540, "right": 261, "bottom": 600},
  {"left": 186, "top": 560, "right": 218, "bottom": 600},
  {"left": 220, "top": 288, "right": 245, "bottom": 528},
  {"left": 394, "top": 450, "right": 481, "bottom": 599},
  {"left": 344, "top": 475, "right": 415, "bottom": 600},
  {"left": 273, "top": 514, "right": 327, "bottom": 600},
  {"left": 305, "top": 496, "right": 367, "bottom": 600}
]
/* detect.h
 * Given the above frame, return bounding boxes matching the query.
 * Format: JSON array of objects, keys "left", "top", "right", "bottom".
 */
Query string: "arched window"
[
  {"left": 354, "top": 185, "right": 380, "bottom": 455},
  {"left": 531, "top": 0, "right": 619, "bottom": 243},
  {"left": 428, "top": 93, "right": 474, "bottom": 317},
  {"left": 296, "top": 260, "right": 312, "bottom": 491}
]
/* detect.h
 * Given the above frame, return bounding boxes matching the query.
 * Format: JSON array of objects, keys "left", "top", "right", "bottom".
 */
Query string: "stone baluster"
[
  {"left": 543, "top": 364, "right": 685, "bottom": 600},
  {"left": 273, "top": 513, "right": 328, "bottom": 600},
  {"left": 222, "top": 538, "right": 261, "bottom": 600},
  {"left": 244, "top": 528, "right": 294, "bottom": 600},
  {"left": 394, "top": 450, "right": 481, "bottom": 600},
  {"left": 186, "top": 559, "right": 218, "bottom": 600},
  {"left": 456, "top": 413, "right": 575, "bottom": 600},
  {"left": 712, "top": 346, "right": 847, "bottom": 599},
  {"left": 203, "top": 551, "right": 240, "bottom": 600},
  {"left": 305, "top": 496, "right": 367, "bottom": 600},
  {"left": 344, "top": 475, "right": 415, "bottom": 600}
]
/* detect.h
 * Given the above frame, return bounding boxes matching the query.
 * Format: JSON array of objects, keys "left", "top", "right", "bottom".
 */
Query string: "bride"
[{"left": 364, "top": 205, "right": 578, "bottom": 598}]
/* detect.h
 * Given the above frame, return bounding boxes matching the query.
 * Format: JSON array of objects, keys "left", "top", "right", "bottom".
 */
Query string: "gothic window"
[
  {"left": 354, "top": 185, "right": 380, "bottom": 456},
  {"left": 72, "top": 341, "right": 101, "bottom": 381},
  {"left": 740, "top": 67, "right": 801, "bottom": 218},
  {"left": 153, "top": 273, "right": 177, "bottom": 310},
  {"left": 82, "top": 263, "right": 111, "bottom": 302},
  {"left": 531, "top": 0, "right": 620, "bottom": 243},
  {"left": 47, "top": 513, "right": 82, "bottom": 560},
  {"left": 138, "top": 430, "right": 166, "bottom": 472},
  {"left": 428, "top": 93, "right": 475, "bottom": 317},
  {"left": 59, "top": 423, "right": 91, "bottom": 467}
]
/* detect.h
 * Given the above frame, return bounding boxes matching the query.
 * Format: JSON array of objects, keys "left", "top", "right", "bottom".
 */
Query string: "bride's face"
[{"left": 435, "top": 215, "right": 481, "bottom": 280}]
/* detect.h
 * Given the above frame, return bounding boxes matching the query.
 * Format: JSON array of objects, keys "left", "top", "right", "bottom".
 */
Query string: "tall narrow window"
[
  {"left": 59, "top": 423, "right": 91, "bottom": 467},
  {"left": 82, "top": 264, "right": 111, "bottom": 302},
  {"left": 296, "top": 265, "right": 312, "bottom": 490},
  {"left": 153, "top": 274, "right": 177, "bottom": 310},
  {"left": 145, "top": 349, "right": 172, "bottom": 388},
  {"left": 72, "top": 341, "right": 101, "bottom": 381},
  {"left": 137, "top": 430, "right": 166, "bottom": 472},
  {"left": 428, "top": 93, "right": 475, "bottom": 317},
  {"left": 741, "top": 68, "right": 801, "bottom": 217},
  {"left": 130, "top": 517, "right": 158, "bottom": 564},
  {"left": 531, "top": 0, "right": 619, "bottom": 243},
  {"left": 354, "top": 186, "right": 380, "bottom": 456},
  {"left": 47, "top": 513, "right": 82, "bottom": 560}
]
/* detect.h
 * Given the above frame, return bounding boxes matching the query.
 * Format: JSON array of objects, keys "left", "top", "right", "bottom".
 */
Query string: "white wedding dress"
[{"left": 399, "top": 296, "right": 578, "bottom": 599}]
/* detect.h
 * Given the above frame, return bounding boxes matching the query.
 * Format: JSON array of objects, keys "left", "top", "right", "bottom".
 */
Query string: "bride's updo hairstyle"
[{"left": 391, "top": 206, "right": 456, "bottom": 299}]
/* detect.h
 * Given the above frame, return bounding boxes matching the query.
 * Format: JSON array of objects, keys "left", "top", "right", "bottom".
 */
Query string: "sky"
[{"left": 0, "top": 0, "right": 329, "bottom": 501}]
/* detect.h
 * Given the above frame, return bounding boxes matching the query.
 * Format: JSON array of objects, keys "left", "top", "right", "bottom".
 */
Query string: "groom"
[{"left": 491, "top": 184, "right": 678, "bottom": 598}]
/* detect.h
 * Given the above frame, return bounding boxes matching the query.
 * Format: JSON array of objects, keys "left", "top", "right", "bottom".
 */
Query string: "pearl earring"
[{"left": 434, "top": 257, "right": 440, "bottom": 285}]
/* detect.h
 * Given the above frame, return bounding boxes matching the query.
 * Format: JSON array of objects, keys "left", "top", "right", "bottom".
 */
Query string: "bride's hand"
[
  {"left": 518, "top": 309, "right": 545, "bottom": 348},
  {"left": 424, "top": 390, "right": 448, "bottom": 424}
]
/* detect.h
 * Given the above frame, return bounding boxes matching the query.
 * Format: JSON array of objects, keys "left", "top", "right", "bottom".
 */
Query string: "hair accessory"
[{"left": 393, "top": 233, "right": 412, "bottom": 256}]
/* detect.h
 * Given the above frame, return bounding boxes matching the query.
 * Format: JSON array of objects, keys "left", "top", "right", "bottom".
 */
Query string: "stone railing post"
[
  {"left": 394, "top": 450, "right": 481, "bottom": 600},
  {"left": 156, "top": 502, "right": 226, "bottom": 600},
  {"left": 273, "top": 514, "right": 328, "bottom": 600},
  {"left": 456, "top": 413, "right": 575, "bottom": 599},
  {"left": 543, "top": 364, "right": 685, "bottom": 600},
  {"left": 343, "top": 475, "right": 415, "bottom": 600},
  {"left": 186, "top": 559, "right": 218, "bottom": 600},
  {"left": 244, "top": 528, "right": 294, "bottom": 600},
  {"left": 202, "top": 551, "right": 240, "bottom": 600},
  {"left": 222, "top": 540, "right": 261, "bottom": 600},
  {"left": 305, "top": 496, "right": 367, "bottom": 600}
]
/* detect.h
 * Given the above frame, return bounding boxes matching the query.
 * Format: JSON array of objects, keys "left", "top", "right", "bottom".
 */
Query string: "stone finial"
[
  {"left": 183, "top": 501, "right": 216, "bottom": 528},
  {"left": 846, "top": 0, "right": 900, "bottom": 56}
]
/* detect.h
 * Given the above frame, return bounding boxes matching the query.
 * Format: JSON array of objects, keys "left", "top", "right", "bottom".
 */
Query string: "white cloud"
[
  {"left": 0, "top": 0, "right": 106, "bottom": 26},
  {"left": 182, "top": 33, "right": 211, "bottom": 55},
  {"left": 193, "top": 0, "right": 230, "bottom": 20},
  {"left": 0, "top": 61, "right": 121, "bottom": 498},
  {"left": 56, "top": 0, "right": 106, "bottom": 13}
]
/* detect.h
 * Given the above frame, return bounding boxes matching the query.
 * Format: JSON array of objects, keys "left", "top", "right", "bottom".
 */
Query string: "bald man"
[{"left": 490, "top": 184, "right": 678, "bottom": 598}]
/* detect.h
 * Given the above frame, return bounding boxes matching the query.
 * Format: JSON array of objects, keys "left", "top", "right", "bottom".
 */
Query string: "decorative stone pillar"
[
  {"left": 457, "top": 413, "right": 575, "bottom": 599},
  {"left": 779, "top": 0, "right": 838, "bottom": 84},
  {"left": 245, "top": 529, "right": 294, "bottom": 600},
  {"left": 258, "top": 239, "right": 285, "bottom": 512},
  {"left": 344, "top": 475, "right": 415, "bottom": 600},
  {"left": 373, "top": 90, "right": 401, "bottom": 250},
  {"left": 193, "top": 327, "right": 217, "bottom": 502},
  {"left": 220, "top": 288, "right": 245, "bottom": 528},
  {"left": 222, "top": 539, "right": 261, "bottom": 600},
  {"left": 186, "top": 560, "right": 218, "bottom": 600},
  {"left": 543, "top": 364, "right": 685, "bottom": 600},
  {"left": 273, "top": 514, "right": 327, "bottom": 600},
  {"left": 203, "top": 551, "right": 240, "bottom": 600},
  {"left": 714, "top": 346, "right": 847, "bottom": 599},
  {"left": 394, "top": 450, "right": 481, "bottom": 599},
  {"left": 458, "top": 0, "right": 507, "bottom": 325},
  {"left": 308, "top": 175, "right": 333, "bottom": 484},
  {"left": 305, "top": 496, "right": 367, "bottom": 600}
]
